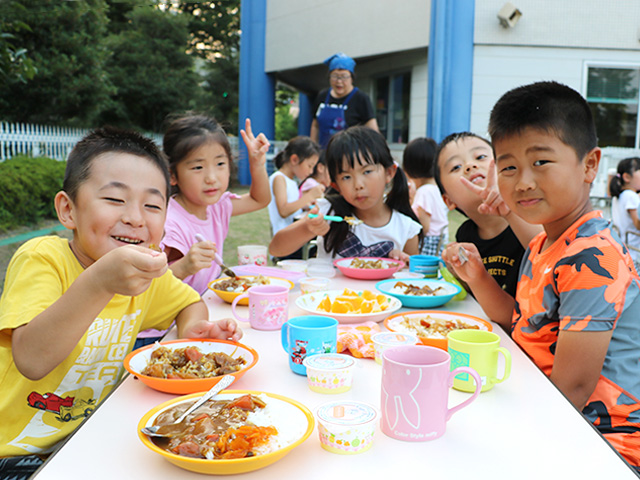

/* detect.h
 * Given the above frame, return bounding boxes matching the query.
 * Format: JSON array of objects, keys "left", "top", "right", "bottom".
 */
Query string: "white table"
[{"left": 34, "top": 273, "right": 639, "bottom": 479}]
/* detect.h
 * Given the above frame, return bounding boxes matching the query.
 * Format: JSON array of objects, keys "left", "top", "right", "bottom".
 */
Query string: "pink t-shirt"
[
  {"left": 160, "top": 192, "right": 238, "bottom": 295},
  {"left": 411, "top": 183, "right": 449, "bottom": 236}
]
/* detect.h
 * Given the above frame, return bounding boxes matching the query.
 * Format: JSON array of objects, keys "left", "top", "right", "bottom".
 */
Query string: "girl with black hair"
[{"left": 269, "top": 127, "right": 422, "bottom": 263}]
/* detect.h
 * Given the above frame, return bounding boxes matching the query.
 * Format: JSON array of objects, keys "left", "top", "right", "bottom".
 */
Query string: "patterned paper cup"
[
  {"left": 316, "top": 401, "right": 377, "bottom": 455},
  {"left": 302, "top": 354, "right": 355, "bottom": 394}
]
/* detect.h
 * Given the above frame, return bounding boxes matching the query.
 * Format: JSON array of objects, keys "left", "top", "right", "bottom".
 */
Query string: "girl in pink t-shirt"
[{"left": 135, "top": 114, "right": 270, "bottom": 347}]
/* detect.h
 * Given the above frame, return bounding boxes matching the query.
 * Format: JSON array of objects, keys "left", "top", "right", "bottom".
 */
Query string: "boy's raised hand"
[
  {"left": 240, "top": 118, "right": 270, "bottom": 168},
  {"left": 441, "top": 242, "right": 485, "bottom": 285},
  {"left": 460, "top": 159, "right": 511, "bottom": 217},
  {"left": 94, "top": 245, "right": 168, "bottom": 297}
]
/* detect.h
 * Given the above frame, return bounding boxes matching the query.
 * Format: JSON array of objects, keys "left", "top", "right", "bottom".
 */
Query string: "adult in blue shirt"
[{"left": 310, "top": 53, "right": 379, "bottom": 148}]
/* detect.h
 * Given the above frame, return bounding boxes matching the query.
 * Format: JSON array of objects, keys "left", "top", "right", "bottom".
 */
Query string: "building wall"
[
  {"left": 474, "top": 0, "right": 640, "bottom": 50},
  {"left": 265, "top": 0, "right": 430, "bottom": 72},
  {"left": 470, "top": 45, "right": 640, "bottom": 136}
]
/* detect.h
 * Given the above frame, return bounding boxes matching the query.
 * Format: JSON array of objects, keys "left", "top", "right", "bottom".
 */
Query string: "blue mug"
[{"left": 281, "top": 316, "right": 338, "bottom": 375}]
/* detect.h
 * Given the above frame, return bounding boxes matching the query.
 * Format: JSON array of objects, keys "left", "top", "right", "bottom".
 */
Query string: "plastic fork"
[{"left": 195, "top": 234, "right": 237, "bottom": 278}]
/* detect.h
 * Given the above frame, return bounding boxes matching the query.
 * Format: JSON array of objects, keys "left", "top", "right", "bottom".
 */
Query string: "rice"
[{"left": 246, "top": 394, "right": 308, "bottom": 455}]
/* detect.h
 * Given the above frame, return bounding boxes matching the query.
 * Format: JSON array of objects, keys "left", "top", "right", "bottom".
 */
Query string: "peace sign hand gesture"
[
  {"left": 240, "top": 118, "right": 270, "bottom": 168},
  {"left": 459, "top": 159, "right": 511, "bottom": 217}
]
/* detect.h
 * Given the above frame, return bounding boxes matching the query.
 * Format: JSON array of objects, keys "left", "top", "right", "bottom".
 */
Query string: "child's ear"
[
  {"left": 330, "top": 181, "right": 340, "bottom": 193},
  {"left": 442, "top": 193, "right": 457, "bottom": 211},
  {"left": 170, "top": 171, "right": 178, "bottom": 186},
  {"left": 583, "top": 147, "right": 601, "bottom": 184},
  {"left": 290, "top": 154, "right": 299, "bottom": 165},
  {"left": 385, "top": 163, "right": 398, "bottom": 183},
  {"left": 54, "top": 191, "right": 76, "bottom": 230}
]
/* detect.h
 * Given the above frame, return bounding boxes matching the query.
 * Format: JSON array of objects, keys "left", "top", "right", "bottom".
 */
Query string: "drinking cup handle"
[
  {"left": 231, "top": 293, "right": 249, "bottom": 322},
  {"left": 280, "top": 323, "right": 289, "bottom": 352},
  {"left": 446, "top": 366, "right": 482, "bottom": 421},
  {"left": 494, "top": 347, "right": 512, "bottom": 384}
]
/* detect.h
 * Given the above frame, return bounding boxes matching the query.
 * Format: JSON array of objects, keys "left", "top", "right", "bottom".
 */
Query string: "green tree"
[
  {"left": 0, "top": 0, "right": 113, "bottom": 127},
  {"left": 171, "top": 1, "right": 240, "bottom": 132},
  {"left": 0, "top": 2, "right": 36, "bottom": 84},
  {"left": 99, "top": 5, "right": 200, "bottom": 132},
  {"left": 275, "top": 83, "right": 298, "bottom": 141}
]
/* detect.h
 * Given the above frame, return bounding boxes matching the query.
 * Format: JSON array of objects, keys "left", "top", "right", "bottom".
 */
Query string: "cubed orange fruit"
[
  {"left": 342, "top": 288, "right": 359, "bottom": 297},
  {"left": 360, "top": 299, "right": 377, "bottom": 313},
  {"left": 318, "top": 296, "right": 332, "bottom": 312},
  {"left": 361, "top": 290, "right": 377, "bottom": 301},
  {"left": 331, "top": 299, "right": 353, "bottom": 314}
]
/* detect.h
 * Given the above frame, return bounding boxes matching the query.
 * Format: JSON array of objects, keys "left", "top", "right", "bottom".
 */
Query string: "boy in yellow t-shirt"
[{"left": 0, "top": 127, "right": 242, "bottom": 477}]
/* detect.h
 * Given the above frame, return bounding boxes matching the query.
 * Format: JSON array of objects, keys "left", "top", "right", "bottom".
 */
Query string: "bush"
[{"left": 0, "top": 156, "right": 65, "bottom": 233}]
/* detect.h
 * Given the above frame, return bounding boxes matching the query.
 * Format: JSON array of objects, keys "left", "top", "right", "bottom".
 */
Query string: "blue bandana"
[{"left": 324, "top": 52, "right": 356, "bottom": 73}]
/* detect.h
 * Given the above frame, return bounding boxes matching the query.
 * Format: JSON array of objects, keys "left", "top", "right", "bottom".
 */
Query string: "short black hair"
[
  {"left": 433, "top": 132, "right": 492, "bottom": 195},
  {"left": 488, "top": 81, "right": 597, "bottom": 160},
  {"left": 402, "top": 137, "right": 437, "bottom": 180},
  {"left": 64, "top": 126, "right": 170, "bottom": 202}
]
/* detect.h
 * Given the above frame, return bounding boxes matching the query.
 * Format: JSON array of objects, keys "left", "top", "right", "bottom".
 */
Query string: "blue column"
[
  {"left": 427, "top": 0, "right": 475, "bottom": 142},
  {"left": 238, "top": 0, "right": 275, "bottom": 185},
  {"left": 297, "top": 93, "right": 313, "bottom": 137}
]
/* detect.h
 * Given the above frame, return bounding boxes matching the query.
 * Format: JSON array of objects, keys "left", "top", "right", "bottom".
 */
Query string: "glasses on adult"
[{"left": 330, "top": 74, "right": 351, "bottom": 81}]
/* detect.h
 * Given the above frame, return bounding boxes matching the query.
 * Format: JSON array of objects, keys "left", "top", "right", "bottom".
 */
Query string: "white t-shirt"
[
  {"left": 411, "top": 183, "right": 449, "bottom": 236},
  {"left": 611, "top": 189, "right": 640, "bottom": 261},
  {"left": 268, "top": 171, "right": 301, "bottom": 234},
  {"left": 313, "top": 198, "right": 422, "bottom": 259}
]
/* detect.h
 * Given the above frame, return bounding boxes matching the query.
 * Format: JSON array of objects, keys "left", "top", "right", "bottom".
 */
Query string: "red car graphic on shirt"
[{"left": 27, "top": 391, "right": 95, "bottom": 422}]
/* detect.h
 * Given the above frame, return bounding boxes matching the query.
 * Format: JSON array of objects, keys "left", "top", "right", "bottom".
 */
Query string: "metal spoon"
[
  {"left": 140, "top": 374, "right": 235, "bottom": 438},
  {"left": 195, "top": 234, "right": 237, "bottom": 278}
]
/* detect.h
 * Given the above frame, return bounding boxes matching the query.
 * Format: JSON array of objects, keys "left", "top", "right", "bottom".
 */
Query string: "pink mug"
[
  {"left": 381, "top": 345, "right": 481, "bottom": 442},
  {"left": 231, "top": 284, "right": 289, "bottom": 330}
]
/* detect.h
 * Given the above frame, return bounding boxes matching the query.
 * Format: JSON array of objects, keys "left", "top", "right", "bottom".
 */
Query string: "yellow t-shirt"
[{"left": 0, "top": 236, "right": 201, "bottom": 456}]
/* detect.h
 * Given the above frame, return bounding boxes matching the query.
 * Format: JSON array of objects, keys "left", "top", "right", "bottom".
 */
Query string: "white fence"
[
  {"left": 0, "top": 122, "right": 164, "bottom": 162},
  {"left": 0, "top": 122, "right": 286, "bottom": 173}
]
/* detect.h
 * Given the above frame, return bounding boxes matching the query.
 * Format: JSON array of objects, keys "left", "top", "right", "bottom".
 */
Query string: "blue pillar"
[
  {"left": 427, "top": 0, "right": 475, "bottom": 142},
  {"left": 298, "top": 93, "right": 313, "bottom": 137},
  {"left": 238, "top": 0, "right": 275, "bottom": 185}
]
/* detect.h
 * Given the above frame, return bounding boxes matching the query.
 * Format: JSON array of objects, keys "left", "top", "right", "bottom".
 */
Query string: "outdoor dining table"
[{"left": 33, "top": 269, "right": 639, "bottom": 479}]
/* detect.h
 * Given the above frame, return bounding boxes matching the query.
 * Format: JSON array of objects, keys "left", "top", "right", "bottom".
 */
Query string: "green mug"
[{"left": 447, "top": 330, "right": 511, "bottom": 392}]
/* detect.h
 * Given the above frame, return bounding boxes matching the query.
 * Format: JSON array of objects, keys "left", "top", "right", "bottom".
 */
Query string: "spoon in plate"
[
  {"left": 195, "top": 234, "right": 237, "bottom": 278},
  {"left": 140, "top": 374, "right": 235, "bottom": 438}
]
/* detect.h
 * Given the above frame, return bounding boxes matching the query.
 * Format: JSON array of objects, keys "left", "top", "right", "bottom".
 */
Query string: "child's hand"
[
  {"left": 305, "top": 206, "right": 331, "bottom": 237},
  {"left": 94, "top": 245, "right": 168, "bottom": 297},
  {"left": 182, "top": 239, "right": 216, "bottom": 276},
  {"left": 301, "top": 185, "right": 325, "bottom": 207},
  {"left": 441, "top": 242, "right": 485, "bottom": 285},
  {"left": 389, "top": 249, "right": 410, "bottom": 264},
  {"left": 240, "top": 118, "right": 270, "bottom": 168},
  {"left": 183, "top": 318, "right": 243, "bottom": 342},
  {"left": 460, "top": 159, "right": 511, "bottom": 217}
]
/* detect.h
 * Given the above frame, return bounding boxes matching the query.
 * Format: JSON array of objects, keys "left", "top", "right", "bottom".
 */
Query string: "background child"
[
  {"left": 299, "top": 151, "right": 331, "bottom": 198},
  {"left": 446, "top": 81, "right": 640, "bottom": 473},
  {"left": 134, "top": 114, "right": 269, "bottom": 348},
  {"left": 268, "top": 136, "right": 324, "bottom": 234},
  {"left": 609, "top": 156, "right": 640, "bottom": 270},
  {"left": 403, "top": 137, "right": 449, "bottom": 256},
  {"left": 269, "top": 126, "right": 422, "bottom": 263},
  {"left": 434, "top": 132, "right": 539, "bottom": 297},
  {"left": 0, "top": 127, "right": 241, "bottom": 476},
  {"left": 159, "top": 114, "right": 271, "bottom": 295}
]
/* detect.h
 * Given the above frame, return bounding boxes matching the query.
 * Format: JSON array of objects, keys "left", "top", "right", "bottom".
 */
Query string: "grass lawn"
[{"left": 0, "top": 188, "right": 466, "bottom": 293}]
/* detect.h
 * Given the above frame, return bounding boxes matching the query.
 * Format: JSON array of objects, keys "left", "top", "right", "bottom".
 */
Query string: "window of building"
[
  {"left": 586, "top": 65, "right": 640, "bottom": 148},
  {"left": 375, "top": 72, "right": 411, "bottom": 144}
]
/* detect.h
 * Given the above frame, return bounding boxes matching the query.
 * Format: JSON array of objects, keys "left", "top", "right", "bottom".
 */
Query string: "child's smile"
[
  {"left": 495, "top": 127, "right": 600, "bottom": 243},
  {"left": 64, "top": 153, "right": 167, "bottom": 267}
]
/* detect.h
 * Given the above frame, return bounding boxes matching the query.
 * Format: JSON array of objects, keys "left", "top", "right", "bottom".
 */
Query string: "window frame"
[
  {"left": 373, "top": 69, "right": 412, "bottom": 144},
  {"left": 582, "top": 61, "right": 640, "bottom": 149}
]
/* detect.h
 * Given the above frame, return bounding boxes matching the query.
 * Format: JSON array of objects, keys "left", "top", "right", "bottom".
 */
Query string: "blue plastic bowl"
[{"left": 375, "top": 278, "right": 461, "bottom": 308}]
